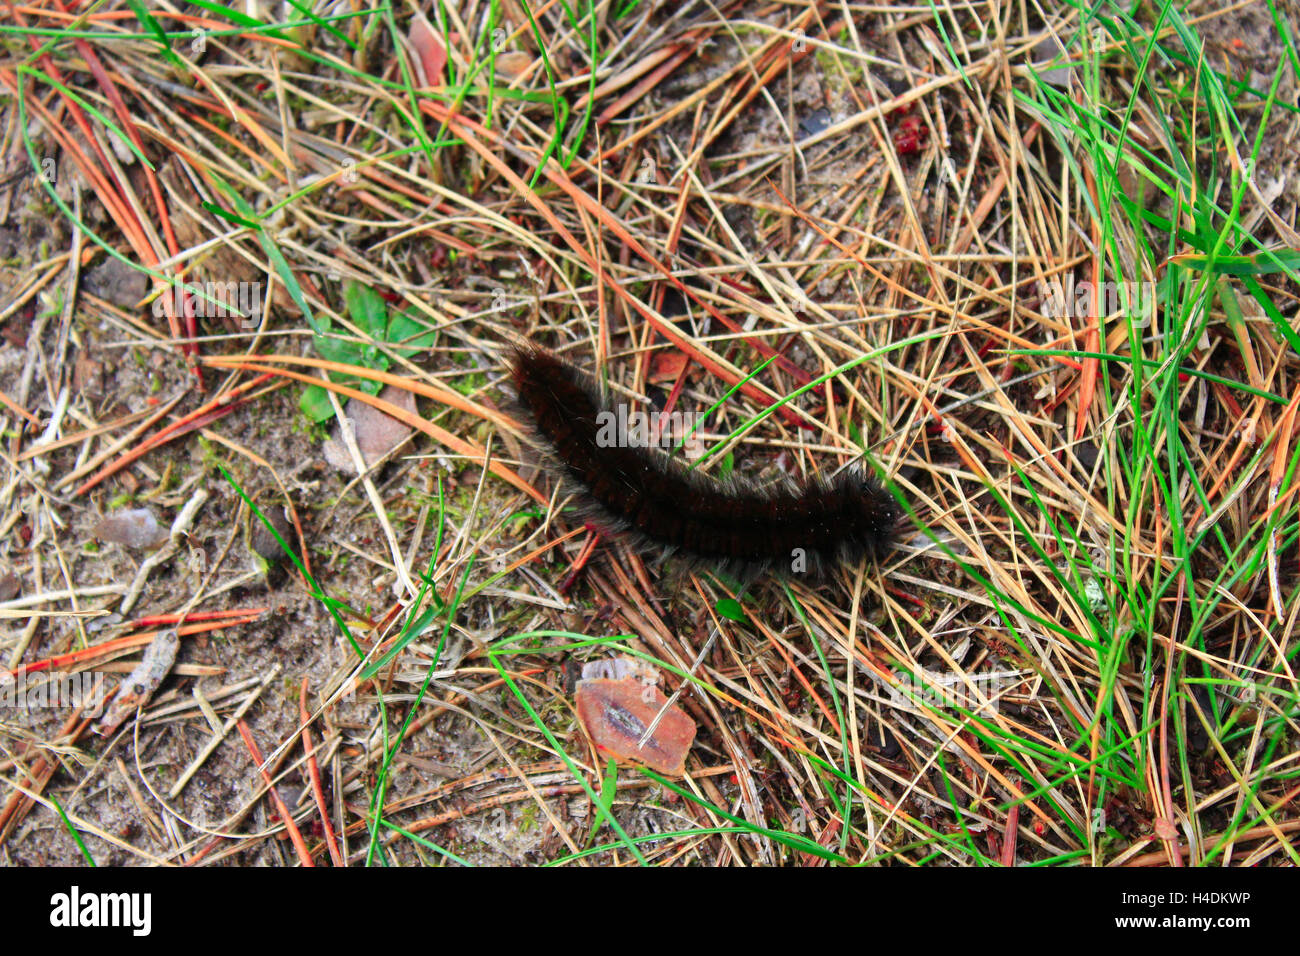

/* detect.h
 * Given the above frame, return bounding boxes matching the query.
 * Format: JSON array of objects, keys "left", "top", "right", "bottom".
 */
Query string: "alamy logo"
[
  {"left": 152, "top": 280, "right": 264, "bottom": 329},
  {"left": 49, "top": 886, "right": 151, "bottom": 936},
  {"left": 888, "top": 669, "right": 1023, "bottom": 715},
  {"left": 0, "top": 670, "right": 104, "bottom": 713},
  {"left": 1038, "top": 275, "right": 1154, "bottom": 323},
  {"left": 595, "top": 404, "right": 705, "bottom": 449}
]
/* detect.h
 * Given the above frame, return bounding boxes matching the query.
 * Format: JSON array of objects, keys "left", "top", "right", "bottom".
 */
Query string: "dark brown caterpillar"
[{"left": 509, "top": 345, "right": 898, "bottom": 579}]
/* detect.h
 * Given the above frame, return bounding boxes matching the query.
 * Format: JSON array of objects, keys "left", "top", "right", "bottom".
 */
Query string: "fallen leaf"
[
  {"left": 575, "top": 677, "right": 696, "bottom": 776},
  {"left": 408, "top": 12, "right": 447, "bottom": 87},
  {"left": 323, "top": 385, "right": 418, "bottom": 472}
]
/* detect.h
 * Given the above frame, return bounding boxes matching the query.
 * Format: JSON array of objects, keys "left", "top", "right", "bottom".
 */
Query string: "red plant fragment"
[
  {"left": 575, "top": 678, "right": 696, "bottom": 776},
  {"left": 893, "top": 115, "right": 929, "bottom": 155},
  {"left": 408, "top": 14, "right": 448, "bottom": 87},
  {"left": 649, "top": 351, "right": 690, "bottom": 383}
]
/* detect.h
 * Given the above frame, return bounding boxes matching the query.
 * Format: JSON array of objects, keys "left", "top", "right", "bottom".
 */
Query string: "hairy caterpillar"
[{"left": 509, "top": 345, "right": 898, "bottom": 579}]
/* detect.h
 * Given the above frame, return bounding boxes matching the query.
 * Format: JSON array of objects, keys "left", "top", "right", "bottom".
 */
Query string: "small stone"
[
  {"left": 495, "top": 51, "right": 532, "bottom": 78},
  {"left": 798, "top": 107, "right": 833, "bottom": 140},
  {"left": 93, "top": 508, "right": 168, "bottom": 550},
  {"left": 1031, "top": 35, "right": 1072, "bottom": 88},
  {"left": 74, "top": 354, "right": 104, "bottom": 398},
  {"left": 249, "top": 503, "right": 294, "bottom": 562},
  {"left": 581, "top": 656, "right": 657, "bottom": 683},
  {"left": 83, "top": 258, "right": 148, "bottom": 309}
]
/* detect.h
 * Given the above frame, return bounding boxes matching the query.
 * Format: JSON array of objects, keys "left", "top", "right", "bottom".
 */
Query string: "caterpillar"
[{"left": 509, "top": 344, "right": 898, "bottom": 579}]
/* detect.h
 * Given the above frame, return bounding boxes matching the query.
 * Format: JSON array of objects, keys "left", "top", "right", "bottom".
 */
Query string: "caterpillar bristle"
[{"left": 508, "top": 345, "right": 898, "bottom": 580}]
